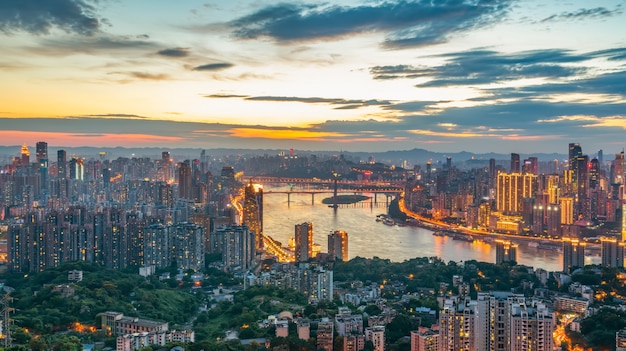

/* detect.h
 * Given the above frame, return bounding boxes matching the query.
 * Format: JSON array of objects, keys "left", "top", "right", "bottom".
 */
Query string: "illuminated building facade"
[
  {"left": 495, "top": 240, "right": 517, "bottom": 264},
  {"left": 496, "top": 173, "right": 536, "bottom": 215},
  {"left": 243, "top": 182, "right": 263, "bottom": 251},
  {"left": 601, "top": 237, "right": 625, "bottom": 268},
  {"left": 328, "top": 230, "right": 348, "bottom": 261},
  {"left": 295, "top": 222, "right": 313, "bottom": 262},
  {"left": 563, "top": 238, "right": 586, "bottom": 273}
]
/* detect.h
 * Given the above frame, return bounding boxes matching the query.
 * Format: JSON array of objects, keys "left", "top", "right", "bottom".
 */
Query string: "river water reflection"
[{"left": 262, "top": 188, "right": 599, "bottom": 272}]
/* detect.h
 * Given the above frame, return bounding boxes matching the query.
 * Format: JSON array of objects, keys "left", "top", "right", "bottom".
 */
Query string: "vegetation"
[
  {"left": 2, "top": 261, "right": 201, "bottom": 336},
  {"left": 321, "top": 194, "right": 369, "bottom": 205}
]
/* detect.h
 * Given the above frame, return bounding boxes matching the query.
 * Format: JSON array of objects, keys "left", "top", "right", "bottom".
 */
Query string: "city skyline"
[{"left": 1, "top": 0, "right": 626, "bottom": 153}]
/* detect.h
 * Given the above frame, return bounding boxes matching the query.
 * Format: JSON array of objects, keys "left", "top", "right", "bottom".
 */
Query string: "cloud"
[
  {"left": 109, "top": 71, "right": 171, "bottom": 81},
  {"left": 371, "top": 48, "right": 590, "bottom": 86},
  {"left": 157, "top": 47, "right": 190, "bottom": 57},
  {"left": 192, "top": 62, "right": 234, "bottom": 71},
  {"left": 229, "top": 0, "right": 514, "bottom": 48},
  {"left": 208, "top": 94, "right": 391, "bottom": 109},
  {"left": 26, "top": 35, "right": 159, "bottom": 56},
  {"left": 540, "top": 7, "right": 622, "bottom": 23},
  {"left": 0, "top": 0, "right": 104, "bottom": 36}
]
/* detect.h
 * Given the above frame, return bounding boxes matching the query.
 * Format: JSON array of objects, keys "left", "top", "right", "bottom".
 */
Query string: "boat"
[
  {"left": 452, "top": 234, "right": 474, "bottom": 242},
  {"left": 382, "top": 218, "right": 395, "bottom": 226}
]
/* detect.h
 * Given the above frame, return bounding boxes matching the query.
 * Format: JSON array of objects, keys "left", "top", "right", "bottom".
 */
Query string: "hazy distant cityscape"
[{"left": 0, "top": 141, "right": 625, "bottom": 351}]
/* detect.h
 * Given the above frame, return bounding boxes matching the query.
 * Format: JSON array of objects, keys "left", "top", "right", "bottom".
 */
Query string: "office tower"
[
  {"left": 20, "top": 144, "right": 30, "bottom": 166},
  {"left": 365, "top": 326, "right": 385, "bottom": 351},
  {"left": 317, "top": 318, "right": 334, "bottom": 351},
  {"left": 411, "top": 328, "right": 440, "bottom": 351},
  {"left": 243, "top": 182, "right": 263, "bottom": 251},
  {"left": 623, "top": 203, "right": 626, "bottom": 242},
  {"left": 488, "top": 158, "right": 496, "bottom": 178},
  {"left": 589, "top": 158, "right": 600, "bottom": 189},
  {"left": 495, "top": 240, "right": 517, "bottom": 264},
  {"left": 35, "top": 141, "right": 47, "bottom": 162},
  {"left": 220, "top": 225, "right": 255, "bottom": 272},
  {"left": 178, "top": 161, "right": 192, "bottom": 200},
  {"left": 328, "top": 230, "right": 348, "bottom": 261},
  {"left": 576, "top": 154, "right": 590, "bottom": 220},
  {"left": 57, "top": 150, "right": 67, "bottom": 179},
  {"left": 69, "top": 157, "right": 84, "bottom": 180},
  {"left": 569, "top": 143, "right": 583, "bottom": 184},
  {"left": 496, "top": 172, "right": 537, "bottom": 215},
  {"left": 510, "top": 153, "right": 520, "bottom": 173},
  {"left": 601, "top": 237, "right": 624, "bottom": 268},
  {"left": 160, "top": 151, "right": 172, "bottom": 182},
  {"left": 614, "top": 151, "right": 625, "bottom": 184},
  {"left": 295, "top": 222, "right": 313, "bottom": 262},
  {"left": 171, "top": 222, "right": 204, "bottom": 271},
  {"left": 563, "top": 238, "right": 585, "bottom": 272},
  {"left": 523, "top": 157, "right": 538, "bottom": 175}
]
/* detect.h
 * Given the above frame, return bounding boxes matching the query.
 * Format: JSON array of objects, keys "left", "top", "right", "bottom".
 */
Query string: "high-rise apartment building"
[
  {"left": 178, "top": 162, "right": 192, "bottom": 200},
  {"left": 563, "top": 238, "right": 586, "bottom": 272},
  {"left": 495, "top": 240, "right": 517, "bottom": 264},
  {"left": 614, "top": 151, "right": 625, "bottom": 184},
  {"left": 243, "top": 182, "right": 263, "bottom": 251},
  {"left": 220, "top": 225, "right": 255, "bottom": 272},
  {"left": 365, "top": 326, "right": 385, "bottom": 351},
  {"left": 411, "top": 328, "right": 440, "bottom": 351},
  {"left": 510, "top": 153, "right": 520, "bottom": 173},
  {"left": 328, "top": 230, "right": 348, "bottom": 261},
  {"left": 317, "top": 318, "right": 334, "bottom": 351},
  {"left": 601, "top": 237, "right": 624, "bottom": 268},
  {"left": 295, "top": 222, "right": 313, "bottom": 262},
  {"left": 496, "top": 172, "right": 536, "bottom": 215}
]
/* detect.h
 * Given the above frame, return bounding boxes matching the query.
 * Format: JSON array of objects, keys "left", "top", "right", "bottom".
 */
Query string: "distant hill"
[{"left": 0, "top": 145, "right": 566, "bottom": 166}]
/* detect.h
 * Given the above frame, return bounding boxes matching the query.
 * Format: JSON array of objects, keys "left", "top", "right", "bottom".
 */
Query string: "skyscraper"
[
  {"left": 510, "top": 153, "right": 520, "bottom": 173},
  {"left": 20, "top": 144, "right": 30, "bottom": 166},
  {"left": 69, "top": 157, "right": 83, "bottom": 180},
  {"left": 601, "top": 237, "right": 624, "bottom": 268},
  {"left": 569, "top": 143, "right": 582, "bottom": 187},
  {"left": 495, "top": 239, "right": 517, "bottom": 264},
  {"left": 161, "top": 151, "right": 172, "bottom": 182},
  {"left": 35, "top": 141, "right": 47, "bottom": 162},
  {"left": 563, "top": 238, "right": 585, "bottom": 272},
  {"left": 219, "top": 225, "right": 255, "bottom": 272},
  {"left": 243, "top": 182, "right": 263, "bottom": 251},
  {"left": 57, "top": 150, "right": 67, "bottom": 180},
  {"left": 178, "top": 161, "right": 192, "bottom": 200},
  {"left": 496, "top": 172, "right": 537, "bottom": 215},
  {"left": 295, "top": 222, "right": 313, "bottom": 262},
  {"left": 328, "top": 230, "right": 348, "bottom": 261}
]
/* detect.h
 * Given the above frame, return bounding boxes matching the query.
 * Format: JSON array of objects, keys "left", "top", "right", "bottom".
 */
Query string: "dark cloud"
[
  {"left": 28, "top": 35, "right": 159, "bottom": 56},
  {"left": 157, "top": 47, "right": 190, "bottom": 58},
  {"left": 0, "top": 0, "right": 104, "bottom": 36},
  {"left": 540, "top": 7, "right": 621, "bottom": 23},
  {"left": 205, "top": 93, "right": 249, "bottom": 99},
  {"left": 210, "top": 95, "right": 392, "bottom": 109},
  {"left": 192, "top": 62, "right": 234, "bottom": 71},
  {"left": 230, "top": 0, "right": 513, "bottom": 48},
  {"left": 370, "top": 48, "right": 604, "bottom": 86}
]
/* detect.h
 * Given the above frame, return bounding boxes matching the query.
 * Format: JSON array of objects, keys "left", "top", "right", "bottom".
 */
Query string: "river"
[{"left": 261, "top": 188, "right": 599, "bottom": 272}]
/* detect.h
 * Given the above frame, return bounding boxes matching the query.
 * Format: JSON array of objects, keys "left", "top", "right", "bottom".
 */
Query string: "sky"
[{"left": 1, "top": 0, "right": 625, "bottom": 155}]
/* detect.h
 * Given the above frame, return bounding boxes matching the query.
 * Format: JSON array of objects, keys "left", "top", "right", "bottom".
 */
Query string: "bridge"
[{"left": 243, "top": 175, "right": 404, "bottom": 188}]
